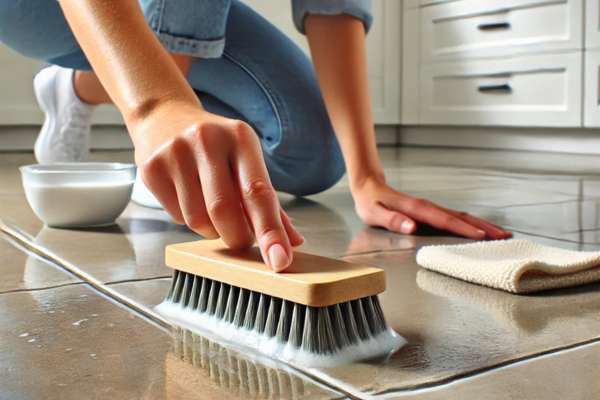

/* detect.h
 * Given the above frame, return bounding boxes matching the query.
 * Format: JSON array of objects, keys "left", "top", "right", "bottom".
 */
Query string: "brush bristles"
[{"left": 164, "top": 270, "right": 393, "bottom": 356}]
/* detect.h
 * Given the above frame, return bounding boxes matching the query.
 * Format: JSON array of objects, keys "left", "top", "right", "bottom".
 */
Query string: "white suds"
[
  {"left": 72, "top": 318, "right": 88, "bottom": 326},
  {"left": 156, "top": 301, "right": 405, "bottom": 368}
]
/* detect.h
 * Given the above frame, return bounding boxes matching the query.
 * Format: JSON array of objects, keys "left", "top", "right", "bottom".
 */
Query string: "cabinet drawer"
[
  {"left": 419, "top": 52, "right": 582, "bottom": 127},
  {"left": 421, "top": 0, "right": 583, "bottom": 60}
]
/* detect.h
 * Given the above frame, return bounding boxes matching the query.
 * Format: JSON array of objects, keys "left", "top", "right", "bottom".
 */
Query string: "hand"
[
  {"left": 130, "top": 101, "right": 304, "bottom": 272},
  {"left": 351, "top": 176, "right": 512, "bottom": 240}
]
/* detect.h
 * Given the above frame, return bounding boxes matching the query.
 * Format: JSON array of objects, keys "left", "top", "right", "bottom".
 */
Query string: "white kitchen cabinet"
[
  {"left": 420, "top": 0, "right": 583, "bottom": 61},
  {"left": 420, "top": 52, "right": 582, "bottom": 126},
  {"left": 404, "top": 0, "right": 591, "bottom": 128},
  {"left": 0, "top": 0, "right": 401, "bottom": 126}
]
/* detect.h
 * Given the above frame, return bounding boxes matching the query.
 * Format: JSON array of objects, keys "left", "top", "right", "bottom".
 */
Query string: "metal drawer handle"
[
  {"left": 478, "top": 22, "right": 511, "bottom": 31},
  {"left": 478, "top": 83, "right": 512, "bottom": 93}
]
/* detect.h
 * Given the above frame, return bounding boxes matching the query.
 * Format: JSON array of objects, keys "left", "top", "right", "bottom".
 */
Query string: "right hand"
[{"left": 130, "top": 101, "right": 304, "bottom": 272}]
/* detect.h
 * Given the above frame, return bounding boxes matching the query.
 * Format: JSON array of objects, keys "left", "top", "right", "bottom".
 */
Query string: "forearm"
[
  {"left": 59, "top": 0, "right": 198, "bottom": 136},
  {"left": 305, "top": 15, "right": 384, "bottom": 189}
]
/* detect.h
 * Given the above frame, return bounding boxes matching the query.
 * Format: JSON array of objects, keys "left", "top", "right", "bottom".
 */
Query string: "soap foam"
[{"left": 156, "top": 300, "right": 406, "bottom": 368}]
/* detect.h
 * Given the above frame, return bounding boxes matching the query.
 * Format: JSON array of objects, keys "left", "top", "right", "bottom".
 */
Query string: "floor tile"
[
  {"left": 4, "top": 147, "right": 600, "bottom": 398},
  {"left": 290, "top": 250, "right": 600, "bottom": 397},
  {"left": 0, "top": 233, "right": 79, "bottom": 293},
  {"left": 492, "top": 200, "right": 600, "bottom": 244},
  {"left": 395, "top": 340, "right": 600, "bottom": 399},
  {"left": 0, "top": 281, "right": 342, "bottom": 400}
]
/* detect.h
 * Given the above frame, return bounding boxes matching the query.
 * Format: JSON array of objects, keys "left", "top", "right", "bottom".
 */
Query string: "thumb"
[{"left": 365, "top": 203, "right": 417, "bottom": 234}]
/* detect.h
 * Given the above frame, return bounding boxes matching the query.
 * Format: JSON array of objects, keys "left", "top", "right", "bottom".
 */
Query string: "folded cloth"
[{"left": 416, "top": 239, "right": 600, "bottom": 293}]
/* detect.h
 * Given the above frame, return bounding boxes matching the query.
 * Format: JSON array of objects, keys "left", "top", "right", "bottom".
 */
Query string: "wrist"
[{"left": 348, "top": 163, "right": 386, "bottom": 193}]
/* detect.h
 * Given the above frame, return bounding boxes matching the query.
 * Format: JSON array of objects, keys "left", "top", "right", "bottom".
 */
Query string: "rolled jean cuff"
[
  {"left": 292, "top": 0, "right": 373, "bottom": 34},
  {"left": 156, "top": 33, "right": 225, "bottom": 58}
]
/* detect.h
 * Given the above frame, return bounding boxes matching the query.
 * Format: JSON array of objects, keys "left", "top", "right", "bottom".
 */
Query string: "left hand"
[{"left": 352, "top": 176, "right": 512, "bottom": 240}]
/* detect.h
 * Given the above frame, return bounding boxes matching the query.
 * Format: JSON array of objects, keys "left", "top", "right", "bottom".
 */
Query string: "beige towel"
[{"left": 416, "top": 239, "right": 600, "bottom": 293}]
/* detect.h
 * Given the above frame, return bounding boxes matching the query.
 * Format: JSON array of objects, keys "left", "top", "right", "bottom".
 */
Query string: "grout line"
[
  {"left": 105, "top": 276, "right": 172, "bottom": 286},
  {"left": 0, "top": 281, "right": 84, "bottom": 296},
  {"left": 0, "top": 224, "right": 173, "bottom": 331},
  {"left": 374, "top": 335, "right": 600, "bottom": 396}
]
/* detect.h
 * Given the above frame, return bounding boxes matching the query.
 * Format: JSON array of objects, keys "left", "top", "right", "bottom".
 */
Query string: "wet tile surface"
[
  {"left": 0, "top": 261, "right": 342, "bottom": 400},
  {"left": 301, "top": 250, "right": 600, "bottom": 396},
  {"left": 0, "top": 234, "right": 80, "bottom": 293},
  {"left": 4, "top": 148, "right": 600, "bottom": 398},
  {"left": 398, "top": 341, "right": 600, "bottom": 399}
]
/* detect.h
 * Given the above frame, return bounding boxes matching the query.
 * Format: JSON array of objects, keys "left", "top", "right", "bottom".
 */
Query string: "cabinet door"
[
  {"left": 584, "top": 51, "right": 600, "bottom": 126},
  {"left": 241, "top": 0, "right": 401, "bottom": 124},
  {"left": 587, "top": 0, "right": 600, "bottom": 48}
]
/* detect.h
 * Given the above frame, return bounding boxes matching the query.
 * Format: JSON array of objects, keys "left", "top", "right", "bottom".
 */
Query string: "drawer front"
[
  {"left": 419, "top": 52, "right": 582, "bottom": 127},
  {"left": 421, "top": 0, "right": 583, "bottom": 60}
]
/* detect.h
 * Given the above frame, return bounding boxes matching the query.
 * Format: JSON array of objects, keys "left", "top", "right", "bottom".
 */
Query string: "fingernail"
[
  {"left": 401, "top": 220, "right": 414, "bottom": 234},
  {"left": 268, "top": 244, "right": 289, "bottom": 272},
  {"left": 477, "top": 229, "right": 486, "bottom": 238}
]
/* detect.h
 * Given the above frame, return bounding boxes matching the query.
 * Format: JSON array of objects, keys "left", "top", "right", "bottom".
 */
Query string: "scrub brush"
[{"left": 156, "top": 240, "right": 404, "bottom": 367}]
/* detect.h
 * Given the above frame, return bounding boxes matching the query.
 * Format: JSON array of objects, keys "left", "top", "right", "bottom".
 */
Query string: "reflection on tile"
[
  {"left": 293, "top": 250, "right": 600, "bottom": 396},
  {"left": 492, "top": 200, "right": 600, "bottom": 244},
  {"left": 0, "top": 283, "right": 341, "bottom": 400},
  {"left": 283, "top": 194, "right": 472, "bottom": 258},
  {"left": 0, "top": 234, "right": 79, "bottom": 293},
  {"left": 168, "top": 328, "right": 343, "bottom": 400},
  {"left": 5, "top": 207, "right": 198, "bottom": 284},
  {"left": 109, "top": 278, "right": 172, "bottom": 309},
  {"left": 398, "top": 341, "right": 600, "bottom": 399}
]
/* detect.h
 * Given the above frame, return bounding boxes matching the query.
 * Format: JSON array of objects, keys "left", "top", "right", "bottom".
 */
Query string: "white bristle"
[{"left": 157, "top": 270, "right": 405, "bottom": 368}]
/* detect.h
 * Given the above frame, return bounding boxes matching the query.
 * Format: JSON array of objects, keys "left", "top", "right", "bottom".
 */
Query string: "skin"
[{"left": 59, "top": 0, "right": 511, "bottom": 272}]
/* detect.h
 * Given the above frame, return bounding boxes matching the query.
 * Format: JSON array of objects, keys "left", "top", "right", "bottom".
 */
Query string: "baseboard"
[
  {"left": 0, "top": 125, "right": 399, "bottom": 152},
  {"left": 399, "top": 125, "right": 600, "bottom": 155},
  {"left": 0, "top": 125, "right": 133, "bottom": 151}
]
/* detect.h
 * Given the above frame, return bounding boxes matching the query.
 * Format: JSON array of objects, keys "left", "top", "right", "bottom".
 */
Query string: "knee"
[{"left": 281, "top": 140, "right": 346, "bottom": 197}]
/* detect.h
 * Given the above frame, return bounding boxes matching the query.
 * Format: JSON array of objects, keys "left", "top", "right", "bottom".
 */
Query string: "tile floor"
[{"left": 2, "top": 147, "right": 600, "bottom": 399}]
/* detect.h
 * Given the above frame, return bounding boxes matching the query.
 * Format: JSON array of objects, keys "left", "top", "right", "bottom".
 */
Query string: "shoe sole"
[{"left": 33, "top": 67, "right": 58, "bottom": 164}]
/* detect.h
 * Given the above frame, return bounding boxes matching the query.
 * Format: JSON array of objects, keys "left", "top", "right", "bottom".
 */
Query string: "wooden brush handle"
[{"left": 165, "top": 240, "right": 386, "bottom": 307}]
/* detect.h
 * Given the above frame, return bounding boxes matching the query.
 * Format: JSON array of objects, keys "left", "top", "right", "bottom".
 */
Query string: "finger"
[
  {"left": 280, "top": 210, "right": 304, "bottom": 247},
  {"left": 364, "top": 203, "right": 417, "bottom": 234},
  {"left": 168, "top": 143, "right": 218, "bottom": 239},
  {"left": 449, "top": 211, "right": 512, "bottom": 240},
  {"left": 400, "top": 198, "right": 486, "bottom": 240},
  {"left": 232, "top": 122, "right": 292, "bottom": 272},
  {"left": 195, "top": 128, "right": 254, "bottom": 249},
  {"left": 141, "top": 157, "right": 185, "bottom": 224}
]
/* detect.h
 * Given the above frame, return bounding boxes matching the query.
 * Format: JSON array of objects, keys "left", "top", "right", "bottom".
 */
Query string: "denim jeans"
[{"left": 0, "top": 0, "right": 372, "bottom": 195}]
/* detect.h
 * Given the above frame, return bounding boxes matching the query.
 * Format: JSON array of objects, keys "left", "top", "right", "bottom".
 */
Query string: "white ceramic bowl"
[{"left": 20, "top": 163, "right": 136, "bottom": 228}]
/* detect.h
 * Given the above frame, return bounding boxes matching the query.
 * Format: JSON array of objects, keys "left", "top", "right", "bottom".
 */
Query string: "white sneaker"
[
  {"left": 33, "top": 66, "right": 95, "bottom": 164},
  {"left": 131, "top": 170, "right": 164, "bottom": 209}
]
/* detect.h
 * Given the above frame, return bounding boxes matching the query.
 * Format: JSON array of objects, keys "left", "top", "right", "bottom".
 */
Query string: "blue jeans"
[{"left": 0, "top": 0, "right": 372, "bottom": 195}]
